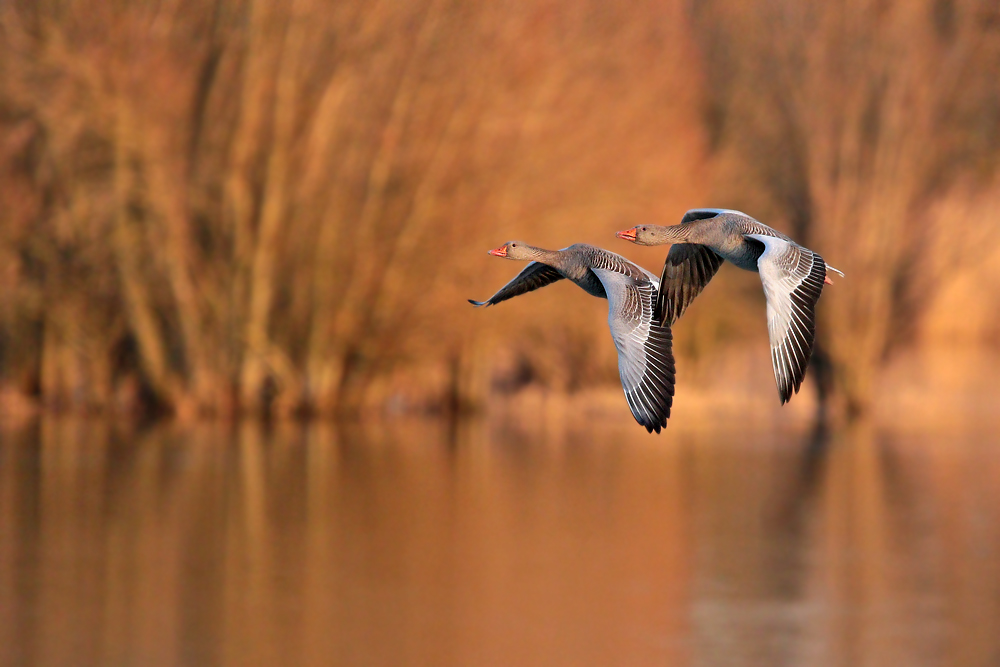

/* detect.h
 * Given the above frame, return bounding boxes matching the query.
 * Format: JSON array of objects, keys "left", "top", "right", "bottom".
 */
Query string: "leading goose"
[
  {"left": 616, "top": 209, "right": 843, "bottom": 404},
  {"left": 470, "top": 242, "right": 675, "bottom": 433}
]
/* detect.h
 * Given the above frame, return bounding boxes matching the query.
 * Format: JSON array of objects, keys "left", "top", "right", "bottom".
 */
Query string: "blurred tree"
[
  {"left": 0, "top": 0, "right": 705, "bottom": 418},
  {"left": 693, "top": 0, "right": 1000, "bottom": 418}
]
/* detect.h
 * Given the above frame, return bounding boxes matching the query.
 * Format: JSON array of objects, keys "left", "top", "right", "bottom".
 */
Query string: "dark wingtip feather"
[
  {"left": 680, "top": 209, "right": 724, "bottom": 223},
  {"left": 468, "top": 299, "right": 488, "bottom": 307}
]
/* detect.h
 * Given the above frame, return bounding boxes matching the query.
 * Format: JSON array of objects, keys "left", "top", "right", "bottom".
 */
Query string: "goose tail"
[{"left": 823, "top": 263, "right": 844, "bottom": 285}]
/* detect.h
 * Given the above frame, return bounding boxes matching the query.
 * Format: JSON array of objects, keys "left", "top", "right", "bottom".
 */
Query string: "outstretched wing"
[
  {"left": 592, "top": 268, "right": 675, "bottom": 433},
  {"left": 469, "top": 262, "right": 564, "bottom": 307},
  {"left": 746, "top": 233, "right": 827, "bottom": 404},
  {"left": 656, "top": 244, "right": 724, "bottom": 325},
  {"left": 680, "top": 208, "right": 731, "bottom": 223}
]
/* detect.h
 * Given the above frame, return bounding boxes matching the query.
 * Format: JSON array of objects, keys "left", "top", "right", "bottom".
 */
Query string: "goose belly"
[
  {"left": 574, "top": 271, "right": 609, "bottom": 299},
  {"left": 714, "top": 244, "right": 761, "bottom": 273}
]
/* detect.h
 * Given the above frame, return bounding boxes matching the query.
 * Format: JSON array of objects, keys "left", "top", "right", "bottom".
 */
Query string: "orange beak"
[
  {"left": 616, "top": 227, "right": 637, "bottom": 242},
  {"left": 488, "top": 245, "right": 508, "bottom": 258}
]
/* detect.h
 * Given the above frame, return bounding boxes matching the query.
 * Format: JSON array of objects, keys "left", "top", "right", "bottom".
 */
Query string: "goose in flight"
[
  {"left": 617, "top": 209, "right": 843, "bottom": 404},
  {"left": 470, "top": 242, "right": 675, "bottom": 433}
]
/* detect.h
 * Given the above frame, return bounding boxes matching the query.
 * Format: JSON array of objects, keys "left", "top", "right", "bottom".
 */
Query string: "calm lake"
[{"left": 1, "top": 416, "right": 998, "bottom": 666}]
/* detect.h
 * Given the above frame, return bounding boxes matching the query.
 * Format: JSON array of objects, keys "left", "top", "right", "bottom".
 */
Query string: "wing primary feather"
[{"left": 470, "top": 262, "right": 564, "bottom": 307}]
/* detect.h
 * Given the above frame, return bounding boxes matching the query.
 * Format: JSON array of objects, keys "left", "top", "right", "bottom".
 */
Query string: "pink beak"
[
  {"left": 488, "top": 245, "right": 508, "bottom": 258},
  {"left": 616, "top": 227, "right": 638, "bottom": 242}
]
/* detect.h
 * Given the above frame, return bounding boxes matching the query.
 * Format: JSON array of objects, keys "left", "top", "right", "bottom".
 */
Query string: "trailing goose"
[
  {"left": 470, "top": 242, "right": 675, "bottom": 433},
  {"left": 617, "top": 209, "right": 843, "bottom": 404}
]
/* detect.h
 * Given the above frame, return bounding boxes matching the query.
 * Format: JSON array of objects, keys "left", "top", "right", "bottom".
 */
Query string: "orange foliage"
[{"left": 0, "top": 0, "right": 997, "bottom": 420}]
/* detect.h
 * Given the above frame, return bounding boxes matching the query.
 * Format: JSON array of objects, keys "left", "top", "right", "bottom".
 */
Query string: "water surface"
[{"left": 0, "top": 417, "right": 997, "bottom": 666}]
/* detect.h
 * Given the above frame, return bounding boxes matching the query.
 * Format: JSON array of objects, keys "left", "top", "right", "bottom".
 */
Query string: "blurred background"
[
  {"left": 2, "top": 0, "right": 999, "bottom": 424},
  {"left": 3, "top": 3, "right": 1000, "bottom": 666}
]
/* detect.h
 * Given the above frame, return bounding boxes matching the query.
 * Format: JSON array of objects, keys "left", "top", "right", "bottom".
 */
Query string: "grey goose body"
[
  {"left": 618, "top": 209, "right": 843, "bottom": 405},
  {"left": 470, "top": 242, "right": 675, "bottom": 433}
]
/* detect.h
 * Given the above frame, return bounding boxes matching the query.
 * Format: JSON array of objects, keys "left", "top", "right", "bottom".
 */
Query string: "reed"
[
  {"left": 0, "top": 0, "right": 997, "bottom": 420},
  {"left": 693, "top": 0, "right": 1000, "bottom": 417}
]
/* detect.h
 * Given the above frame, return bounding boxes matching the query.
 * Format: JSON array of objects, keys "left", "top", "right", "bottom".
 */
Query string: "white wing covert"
[
  {"left": 591, "top": 268, "right": 675, "bottom": 433},
  {"left": 745, "top": 233, "right": 827, "bottom": 404}
]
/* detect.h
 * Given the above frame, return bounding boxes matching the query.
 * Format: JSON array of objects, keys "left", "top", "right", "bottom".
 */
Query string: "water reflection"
[{"left": 0, "top": 417, "right": 997, "bottom": 666}]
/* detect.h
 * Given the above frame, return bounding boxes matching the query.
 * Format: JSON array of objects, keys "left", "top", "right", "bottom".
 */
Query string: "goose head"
[
  {"left": 616, "top": 225, "right": 661, "bottom": 245},
  {"left": 487, "top": 241, "right": 539, "bottom": 260}
]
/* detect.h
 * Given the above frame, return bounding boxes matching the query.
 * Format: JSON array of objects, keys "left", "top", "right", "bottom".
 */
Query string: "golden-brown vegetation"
[
  {"left": 0, "top": 0, "right": 998, "bottom": 421},
  {"left": 695, "top": 0, "right": 1000, "bottom": 417}
]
